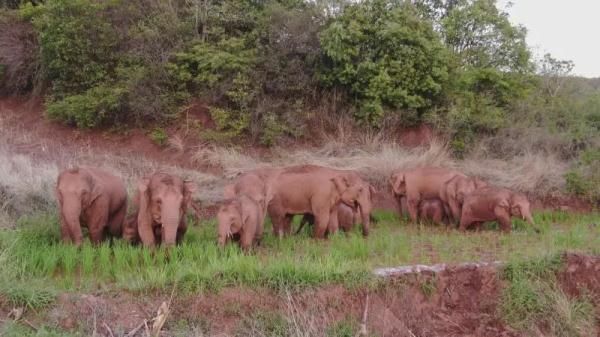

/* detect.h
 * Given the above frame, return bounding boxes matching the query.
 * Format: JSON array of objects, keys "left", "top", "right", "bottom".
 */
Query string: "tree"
[{"left": 319, "top": 0, "right": 449, "bottom": 127}]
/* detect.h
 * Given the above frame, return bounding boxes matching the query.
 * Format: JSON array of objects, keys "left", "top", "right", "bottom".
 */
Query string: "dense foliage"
[{"left": 0, "top": 0, "right": 598, "bottom": 196}]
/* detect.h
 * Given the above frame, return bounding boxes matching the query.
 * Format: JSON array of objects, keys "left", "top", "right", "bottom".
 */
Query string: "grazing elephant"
[
  {"left": 459, "top": 186, "right": 536, "bottom": 233},
  {"left": 439, "top": 175, "right": 488, "bottom": 224},
  {"left": 295, "top": 203, "right": 357, "bottom": 235},
  {"left": 55, "top": 167, "right": 127, "bottom": 246},
  {"left": 223, "top": 172, "right": 268, "bottom": 229},
  {"left": 217, "top": 194, "right": 263, "bottom": 251},
  {"left": 390, "top": 167, "right": 465, "bottom": 223},
  {"left": 268, "top": 170, "right": 364, "bottom": 239},
  {"left": 282, "top": 165, "right": 375, "bottom": 236},
  {"left": 418, "top": 198, "right": 446, "bottom": 226},
  {"left": 129, "top": 172, "right": 196, "bottom": 247}
]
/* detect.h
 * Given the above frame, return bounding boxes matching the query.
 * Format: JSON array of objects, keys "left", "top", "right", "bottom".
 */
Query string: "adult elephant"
[
  {"left": 281, "top": 165, "right": 375, "bottom": 237},
  {"left": 390, "top": 167, "right": 465, "bottom": 223},
  {"left": 128, "top": 172, "right": 196, "bottom": 247},
  {"left": 268, "top": 170, "right": 365, "bottom": 239},
  {"left": 439, "top": 175, "right": 488, "bottom": 224},
  {"left": 460, "top": 186, "right": 536, "bottom": 233},
  {"left": 55, "top": 167, "right": 127, "bottom": 246}
]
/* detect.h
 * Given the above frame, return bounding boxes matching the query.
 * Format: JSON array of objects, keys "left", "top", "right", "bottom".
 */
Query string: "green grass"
[
  {"left": 500, "top": 255, "right": 597, "bottom": 336},
  {"left": 0, "top": 210, "right": 599, "bottom": 301}
]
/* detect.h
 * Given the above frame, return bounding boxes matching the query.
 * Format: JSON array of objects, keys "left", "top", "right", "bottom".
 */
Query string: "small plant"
[
  {"left": 149, "top": 127, "right": 168, "bottom": 146},
  {"left": 327, "top": 317, "right": 358, "bottom": 337},
  {"left": 420, "top": 277, "right": 437, "bottom": 298}
]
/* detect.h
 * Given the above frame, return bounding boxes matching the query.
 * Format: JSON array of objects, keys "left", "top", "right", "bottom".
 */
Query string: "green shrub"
[
  {"left": 566, "top": 149, "right": 600, "bottom": 202},
  {"left": 149, "top": 127, "right": 168, "bottom": 147},
  {"left": 46, "top": 83, "right": 126, "bottom": 128},
  {"left": 21, "top": 0, "right": 118, "bottom": 97}
]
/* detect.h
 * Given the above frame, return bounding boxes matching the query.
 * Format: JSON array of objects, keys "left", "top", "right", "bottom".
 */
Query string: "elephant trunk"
[
  {"left": 359, "top": 204, "right": 371, "bottom": 237},
  {"left": 161, "top": 206, "right": 181, "bottom": 246},
  {"left": 63, "top": 197, "right": 84, "bottom": 245}
]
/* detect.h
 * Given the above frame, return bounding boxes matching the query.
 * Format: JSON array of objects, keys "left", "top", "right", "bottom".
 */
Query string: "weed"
[
  {"left": 500, "top": 254, "right": 597, "bottom": 336},
  {"left": 149, "top": 127, "right": 168, "bottom": 146}
]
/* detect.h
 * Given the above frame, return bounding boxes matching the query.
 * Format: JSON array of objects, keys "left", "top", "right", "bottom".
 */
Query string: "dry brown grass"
[{"left": 194, "top": 137, "right": 569, "bottom": 196}]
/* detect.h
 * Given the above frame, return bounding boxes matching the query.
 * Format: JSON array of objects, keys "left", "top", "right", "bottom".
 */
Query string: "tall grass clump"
[{"left": 500, "top": 254, "right": 597, "bottom": 336}]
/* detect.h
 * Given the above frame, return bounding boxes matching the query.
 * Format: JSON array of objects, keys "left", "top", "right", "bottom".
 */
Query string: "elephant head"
[
  {"left": 332, "top": 176, "right": 376, "bottom": 236},
  {"left": 216, "top": 198, "right": 243, "bottom": 247},
  {"left": 55, "top": 167, "right": 103, "bottom": 243},
  {"left": 135, "top": 173, "right": 196, "bottom": 247},
  {"left": 509, "top": 192, "right": 534, "bottom": 225}
]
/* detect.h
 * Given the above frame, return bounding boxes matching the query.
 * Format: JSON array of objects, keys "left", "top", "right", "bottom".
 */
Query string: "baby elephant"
[
  {"left": 217, "top": 194, "right": 264, "bottom": 252},
  {"left": 418, "top": 198, "right": 446, "bottom": 226},
  {"left": 55, "top": 167, "right": 127, "bottom": 245},
  {"left": 460, "top": 186, "right": 536, "bottom": 233},
  {"left": 296, "top": 203, "right": 357, "bottom": 235}
]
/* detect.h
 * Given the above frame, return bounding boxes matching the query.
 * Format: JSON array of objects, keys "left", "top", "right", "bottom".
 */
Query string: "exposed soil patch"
[{"left": 4, "top": 253, "right": 598, "bottom": 336}]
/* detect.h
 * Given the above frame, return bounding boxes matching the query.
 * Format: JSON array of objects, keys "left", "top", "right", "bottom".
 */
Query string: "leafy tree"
[{"left": 319, "top": 0, "right": 449, "bottom": 127}]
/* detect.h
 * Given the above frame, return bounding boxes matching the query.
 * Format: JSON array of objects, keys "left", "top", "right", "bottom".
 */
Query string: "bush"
[
  {"left": 566, "top": 149, "right": 600, "bottom": 203},
  {"left": 319, "top": 0, "right": 449, "bottom": 127},
  {"left": 149, "top": 127, "right": 168, "bottom": 146},
  {"left": 0, "top": 9, "right": 39, "bottom": 94},
  {"left": 46, "top": 83, "right": 126, "bottom": 128}
]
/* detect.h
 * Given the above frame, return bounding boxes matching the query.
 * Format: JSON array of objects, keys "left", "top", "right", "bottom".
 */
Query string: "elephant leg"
[
  {"left": 493, "top": 206, "right": 512, "bottom": 232},
  {"left": 406, "top": 197, "right": 420, "bottom": 223},
  {"left": 433, "top": 209, "right": 443, "bottom": 226},
  {"left": 458, "top": 213, "right": 473, "bottom": 232},
  {"left": 176, "top": 221, "right": 187, "bottom": 244},
  {"left": 395, "top": 196, "right": 404, "bottom": 216},
  {"left": 107, "top": 202, "right": 127, "bottom": 238},
  {"left": 313, "top": 211, "right": 330, "bottom": 239},
  {"left": 88, "top": 213, "right": 109, "bottom": 245},
  {"left": 448, "top": 200, "right": 462, "bottom": 224},
  {"left": 327, "top": 207, "right": 339, "bottom": 235}
]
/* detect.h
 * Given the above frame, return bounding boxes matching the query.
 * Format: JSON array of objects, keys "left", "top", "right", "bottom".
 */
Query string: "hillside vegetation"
[{"left": 1, "top": 0, "right": 598, "bottom": 202}]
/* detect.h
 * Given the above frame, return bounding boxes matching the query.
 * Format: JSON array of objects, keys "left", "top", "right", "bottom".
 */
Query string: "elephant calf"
[
  {"left": 55, "top": 167, "right": 127, "bottom": 246},
  {"left": 418, "top": 198, "right": 446, "bottom": 226},
  {"left": 460, "top": 186, "right": 536, "bottom": 233},
  {"left": 439, "top": 175, "right": 488, "bottom": 224},
  {"left": 296, "top": 203, "right": 357, "bottom": 235},
  {"left": 217, "top": 194, "right": 264, "bottom": 251}
]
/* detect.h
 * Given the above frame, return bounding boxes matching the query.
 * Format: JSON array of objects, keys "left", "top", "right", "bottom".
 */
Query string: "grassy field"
[{"left": 1, "top": 209, "right": 599, "bottom": 310}]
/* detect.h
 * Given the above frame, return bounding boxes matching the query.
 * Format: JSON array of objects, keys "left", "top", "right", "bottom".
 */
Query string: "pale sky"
[{"left": 500, "top": 0, "right": 600, "bottom": 78}]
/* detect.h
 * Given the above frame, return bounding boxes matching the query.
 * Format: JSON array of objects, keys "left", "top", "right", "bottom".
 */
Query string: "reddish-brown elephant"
[
  {"left": 268, "top": 170, "right": 365, "bottom": 239},
  {"left": 390, "top": 167, "right": 465, "bottom": 223},
  {"left": 460, "top": 186, "right": 536, "bottom": 233},
  {"left": 418, "top": 198, "right": 446, "bottom": 226},
  {"left": 217, "top": 194, "right": 263, "bottom": 251},
  {"left": 281, "top": 165, "right": 375, "bottom": 236},
  {"left": 223, "top": 172, "right": 268, "bottom": 229},
  {"left": 439, "top": 175, "right": 488, "bottom": 224},
  {"left": 55, "top": 167, "right": 127, "bottom": 246},
  {"left": 128, "top": 172, "right": 196, "bottom": 247},
  {"left": 295, "top": 203, "right": 357, "bottom": 235}
]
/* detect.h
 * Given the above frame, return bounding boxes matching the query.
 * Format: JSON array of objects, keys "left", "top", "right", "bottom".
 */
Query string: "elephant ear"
[
  {"left": 391, "top": 173, "right": 405, "bottom": 195},
  {"left": 83, "top": 171, "right": 103, "bottom": 208},
  {"left": 498, "top": 198, "right": 510, "bottom": 212},
  {"left": 369, "top": 184, "right": 377, "bottom": 199},
  {"left": 183, "top": 181, "right": 197, "bottom": 210},
  {"left": 331, "top": 175, "right": 348, "bottom": 194}
]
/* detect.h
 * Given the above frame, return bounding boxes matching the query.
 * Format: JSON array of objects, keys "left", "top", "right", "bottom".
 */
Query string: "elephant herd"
[{"left": 54, "top": 164, "right": 536, "bottom": 251}]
